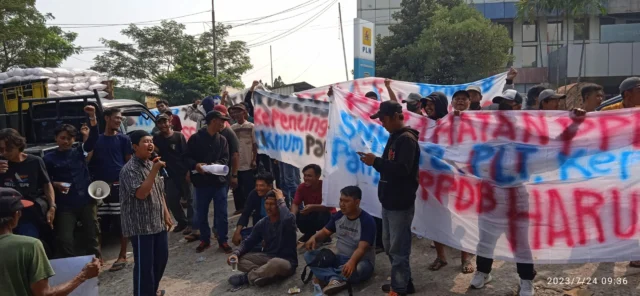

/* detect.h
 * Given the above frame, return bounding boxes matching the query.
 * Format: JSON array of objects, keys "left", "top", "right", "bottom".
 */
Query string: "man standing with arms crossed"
[{"left": 359, "top": 101, "right": 420, "bottom": 296}]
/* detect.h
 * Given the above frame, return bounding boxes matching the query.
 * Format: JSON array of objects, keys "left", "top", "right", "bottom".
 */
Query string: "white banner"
[{"left": 324, "top": 87, "right": 640, "bottom": 264}]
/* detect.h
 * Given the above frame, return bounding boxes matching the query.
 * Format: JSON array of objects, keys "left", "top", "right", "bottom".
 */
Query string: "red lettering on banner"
[
  {"left": 265, "top": 108, "right": 329, "bottom": 138},
  {"left": 557, "top": 117, "right": 596, "bottom": 155},
  {"left": 508, "top": 187, "right": 542, "bottom": 252},
  {"left": 181, "top": 126, "right": 196, "bottom": 140},
  {"left": 457, "top": 113, "right": 477, "bottom": 144},
  {"left": 433, "top": 115, "right": 454, "bottom": 145},
  {"left": 547, "top": 189, "right": 575, "bottom": 247},
  {"left": 434, "top": 174, "right": 456, "bottom": 205},
  {"left": 455, "top": 178, "right": 475, "bottom": 211},
  {"left": 475, "top": 113, "right": 491, "bottom": 142},
  {"left": 492, "top": 114, "right": 516, "bottom": 141},
  {"left": 419, "top": 170, "right": 435, "bottom": 201},
  {"left": 574, "top": 189, "right": 605, "bottom": 245},
  {"left": 634, "top": 112, "right": 640, "bottom": 148},
  {"left": 613, "top": 189, "right": 639, "bottom": 239},
  {"left": 476, "top": 181, "right": 496, "bottom": 213},
  {"left": 598, "top": 116, "right": 630, "bottom": 151},
  {"left": 521, "top": 113, "right": 549, "bottom": 145}
]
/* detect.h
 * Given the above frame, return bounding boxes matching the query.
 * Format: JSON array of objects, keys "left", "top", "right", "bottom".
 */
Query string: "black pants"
[
  {"left": 296, "top": 211, "right": 331, "bottom": 236},
  {"left": 131, "top": 231, "right": 168, "bottom": 296},
  {"left": 55, "top": 202, "right": 100, "bottom": 258},
  {"left": 374, "top": 216, "right": 384, "bottom": 248},
  {"left": 165, "top": 178, "right": 193, "bottom": 227},
  {"left": 476, "top": 256, "right": 536, "bottom": 280},
  {"left": 233, "top": 170, "right": 256, "bottom": 211}
]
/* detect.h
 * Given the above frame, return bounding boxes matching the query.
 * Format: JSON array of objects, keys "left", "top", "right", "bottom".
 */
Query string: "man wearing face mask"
[
  {"left": 402, "top": 93, "right": 424, "bottom": 115},
  {"left": 493, "top": 89, "right": 525, "bottom": 111}
]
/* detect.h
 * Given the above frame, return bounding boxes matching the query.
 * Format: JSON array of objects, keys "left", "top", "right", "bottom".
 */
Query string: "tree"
[
  {"left": 516, "top": 0, "right": 606, "bottom": 83},
  {"left": 91, "top": 21, "right": 252, "bottom": 101},
  {"left": 0, "top": 0, "right": 80, "bottom": 71},
  {"left": 376, "top": 0, "right": 512, "bottom": 84},
  {"left": 264, "top": 75, "right": 285, "bottom": 88}
]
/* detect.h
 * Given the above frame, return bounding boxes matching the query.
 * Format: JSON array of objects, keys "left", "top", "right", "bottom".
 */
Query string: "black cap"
[
  {"left": 452, "top": 90, "right": 470, "bottom": 98},
  {"left": 156, "top": 114, "right": 172, "bottom": 123},
  {"left": 205, "top": 110, "right": 231, "bottom": 123},
  {"left": 370, "top": 101, "right": 403, "bottom": 119},
  {"left": 0, "top": 188, "right": 32, "bottom": 218},
  {"left": 365, "top": 91, "right": 378, "bottom": 100},
  {"left": 228, "top": 103, "right": 247, "bottom": 112},
  {"left": 129, "top": 130, "right": 152, "bottom": 146}
]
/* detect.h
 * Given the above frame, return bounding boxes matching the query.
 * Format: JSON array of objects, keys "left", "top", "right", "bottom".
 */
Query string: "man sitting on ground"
[
  {"left": 304, "top": 186, "right": 375, "bottom": 295},
  {"left": 0, "top": 187, "right": 101, "bottom": 296},
  {"left": 232, "top": 172, "right": 275, "bottom": 246},
  {"left": 227, "top": 189, "right": 297, "bottom": 287},
  {"left": 292, "top": 164, "right": 335, "bottom": 243}
]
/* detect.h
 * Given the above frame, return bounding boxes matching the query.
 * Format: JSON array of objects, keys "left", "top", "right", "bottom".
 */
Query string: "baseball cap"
[
  {"left": 365, "top": 91, "right": 378, "bottom": 100},
  {"left": 452, "top": 90, "right": 470, "bottom": 98},
  {"left": 0, "top": 188, "right": 32, "bottom": 218},
  {"left": 156, "top": 113, "right": 172, "bottom": 123},
  {"left": 205, "top": 110, "right": 231, "bottom": 123},
  {"left": 466, "top": 85, "right": 482, "bottom": 95},
  {"left": 370, "top": 101, "right": 403, "bottom": 119},
  {"left": 213, "top": 104, "right": 229, "bottom": 115},
  {"left": 402, "top": 93, "right": 422, "bottom": 104},
  {"left": 538, "top": 89, "right": 566, "bottom": 102},
  {"left": 619, "top": 77, "right": 640, "bottom": 94},
  {"left": 229, "top": 103, "right": 247, "bottom": 112},
  {"left": 492, "top": 89, "right": 524, "bottom": 104}
]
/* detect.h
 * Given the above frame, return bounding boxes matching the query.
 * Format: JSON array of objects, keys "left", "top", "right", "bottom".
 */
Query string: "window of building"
[
  {"left": 574, "top": 18, "right": 589, "bottom": 41},
  {"left": 547, "top": 21, "right": 563, "bottom": 42},
  {"left": 600, "top": 17, "right": 616, "bottom": 39},
  {"left": 496, "top": 21, "right": 513, "bottom": 40},
  {"left": 522, "top": 46, "right": 537, "bottom": 68},
  {"left": 522, "top": 22, "right": 537, "bottom": 42}
]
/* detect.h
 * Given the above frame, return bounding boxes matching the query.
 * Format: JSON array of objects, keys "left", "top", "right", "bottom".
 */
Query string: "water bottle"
[{"left": 313, "top": 283, "right": 323, "bottom": 296}]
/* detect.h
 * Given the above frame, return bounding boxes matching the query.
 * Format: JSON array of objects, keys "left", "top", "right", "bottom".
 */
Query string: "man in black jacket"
[
  {"left": 184, "top": 110, "right": 232, "bottom": 254},
  {"left": 359, "top": 100, "right": 420, "bottom": 296}
]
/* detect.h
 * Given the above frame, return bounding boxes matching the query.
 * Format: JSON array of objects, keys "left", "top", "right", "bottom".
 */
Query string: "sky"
[{"left": 35, "top": 0, "right": 358, "bottom": 90}]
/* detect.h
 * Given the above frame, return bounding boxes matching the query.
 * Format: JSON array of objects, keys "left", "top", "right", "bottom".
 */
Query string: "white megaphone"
[{"left": 88, "top": 181, "right": 111, "bottom": 200}]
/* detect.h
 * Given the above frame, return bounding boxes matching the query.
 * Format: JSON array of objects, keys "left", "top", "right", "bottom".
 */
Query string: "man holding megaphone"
[{"left": 119, "top": 130, "right": 173, "bottom": 296}]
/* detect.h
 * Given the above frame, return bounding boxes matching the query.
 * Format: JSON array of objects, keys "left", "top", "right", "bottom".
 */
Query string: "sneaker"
[
  {"left": 470, "top": 271, "right": 492, "bottom": 289},
  {"left": 182, "top": 226, "right": 192, "bottom": 235},
  {"left": 220, "top": 242, "right": 233, "bottom": 254},
  {"left": 196, "top": 242, "right": 210, "bottom": 253},
  {"left": 173, "top": 224, "right": 187, "bottom": 233},
  {"left": 323, "top": 279, "right": 347, "bottom": 295},
  {"left": 228, "top": 273, "right": 249, "bottom": 286},
  {"left": 298, "top": 233, "right": 313, "bottom": 243},
  {"left": 381, "top": 279, "right": 415, "bottom": 294},
  {"left": 519, "top": 279, "right": 534, "bottom": 296}
]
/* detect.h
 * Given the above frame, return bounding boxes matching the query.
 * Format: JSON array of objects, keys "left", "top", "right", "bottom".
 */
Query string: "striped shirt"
[{"left": 119, "top": 156, "right": 166, "bottom": 237}]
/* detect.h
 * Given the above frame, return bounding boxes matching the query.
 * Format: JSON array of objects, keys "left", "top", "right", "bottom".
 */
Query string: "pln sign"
[{"left": 354, "top": 18, "right": 375, "bottom": 79}]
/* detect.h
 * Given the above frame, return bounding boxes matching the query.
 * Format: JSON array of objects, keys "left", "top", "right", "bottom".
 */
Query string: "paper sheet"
[{"left": 49, "top": 255, "right": 98, "bottom": 296}]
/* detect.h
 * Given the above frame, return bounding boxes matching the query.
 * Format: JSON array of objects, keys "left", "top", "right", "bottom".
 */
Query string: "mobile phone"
[{"left": 356, "top": 152, "right": 366, "bottom": 156}]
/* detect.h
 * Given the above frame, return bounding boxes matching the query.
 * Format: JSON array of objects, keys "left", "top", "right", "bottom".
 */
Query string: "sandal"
[
  {"left": 429, "top": 258, "right": 448, "bottom": 271},
  {"left": 630, "top": 261, "right": 640, "bottom": 268},
  {"left": 184, "top": 233, "right": 200, "bottom": 243},
  {"left": 461, "top": 259, "right": 475, "bottom": 274},
  {"left": 108, "top": 260, "right": 126, "bottom": 272}
]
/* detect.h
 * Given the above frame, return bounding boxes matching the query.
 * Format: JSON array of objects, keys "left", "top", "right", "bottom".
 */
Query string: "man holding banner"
[{"left": 360, "top": 100, "right": 420, "bottom": 296}]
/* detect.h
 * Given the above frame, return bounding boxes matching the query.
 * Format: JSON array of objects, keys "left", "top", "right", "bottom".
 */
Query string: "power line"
[
  {"left": 231, "top": 0, "right": 330, "bottom": 27},
  {"left": 247, "top": 0, "right": 337, "bottom": 48},
  {"left": 291, "top": 50, "right": 323, "bottom": 81},
  {"left": 48, "top": 10, "right": 212, "bottom": 28},
  {"left": 231, "top": 0, "right": 319, "bottom": 28}
]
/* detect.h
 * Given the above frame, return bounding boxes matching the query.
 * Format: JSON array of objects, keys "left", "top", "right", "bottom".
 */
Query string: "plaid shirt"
[{"left": 119, "top": 155, "right": 166, "bottom": 237}]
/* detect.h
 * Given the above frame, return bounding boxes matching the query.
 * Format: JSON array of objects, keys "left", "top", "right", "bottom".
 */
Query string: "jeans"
[
  {"left": 233, "top": 170, "right": 256, "bottom": 211},
  {"left": 297, "top": 211, "right": 331, "bottom": 236},
  {"left": 382, "top": 206, "right": 414, "bottom": 294},
  {"left": 131, "top": 231, "right": 169, "bottom": 296},
  {"left": 15, "top": 220, "right": 40, "bottom": 238},
  {"left": 304, "top": 250, "right": 374, "bottom": 284},
  {"left": 165, "top": 178, "right": 193, "bottom": 227},
  {"left": 194, "top": 185, "right": 229, "bottom": 245},
  {"left": 55, "top": 202, "right": 100, "bottom": 258},
  {"left": 238, "top": 252, "right": 294, "bottom": 284}
]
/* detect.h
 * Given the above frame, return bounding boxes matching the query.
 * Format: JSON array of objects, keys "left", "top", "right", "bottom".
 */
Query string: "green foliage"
[
  {"left": 376, "top": 0, "right": 512, "bottom": 84},
  {"left": 0, "top": 0, "right": 80, "bottom": 71},
  {"left": 92, "top": 21, "right": 252, "bottom": 104},
  {"left": 265, "top": 75, "right": 285, "bottom": 88},
  {"left": 516, "top": 0, "right": 606, "bottom": 23}
]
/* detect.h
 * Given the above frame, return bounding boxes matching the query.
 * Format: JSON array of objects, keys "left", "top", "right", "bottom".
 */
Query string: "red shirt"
[
  {"left": 293, "top": 180, "right": 336, "bottom": 213},
  {"left": 171, "top": 114, "right": 183, "bottom": 131}
]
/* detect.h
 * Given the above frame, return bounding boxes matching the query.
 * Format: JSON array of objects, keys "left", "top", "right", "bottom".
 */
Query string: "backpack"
[{"left": 301, "top": 249, "right": 353, "bottom": 295}]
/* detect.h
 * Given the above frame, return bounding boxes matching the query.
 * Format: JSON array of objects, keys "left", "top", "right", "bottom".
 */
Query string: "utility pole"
[
  {"left": 338, "top": 2, "right": 349, "bottom": 81},
  {"left": 270, "top": 46, "right": 274, "bottom": 86},
  {"left": 212, "top": 0, "right": 217, "bottom": 77}
]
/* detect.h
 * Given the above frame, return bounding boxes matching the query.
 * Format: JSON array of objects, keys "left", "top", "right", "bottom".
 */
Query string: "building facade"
[{"left": 357, "top": 0, "right": 640, "bottom": 95}]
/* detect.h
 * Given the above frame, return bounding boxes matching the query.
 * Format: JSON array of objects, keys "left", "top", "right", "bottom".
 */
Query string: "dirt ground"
[{"left": 97, "top": 194, "right": 640, "bottom": 296}]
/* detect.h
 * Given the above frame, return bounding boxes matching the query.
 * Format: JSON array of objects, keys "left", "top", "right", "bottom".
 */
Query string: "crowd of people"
[{"left": 0, "top": 70, "right": 639, "bottom": 296}]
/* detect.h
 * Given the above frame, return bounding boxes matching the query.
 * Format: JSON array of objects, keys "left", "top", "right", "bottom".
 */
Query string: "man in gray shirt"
[{"left": 304, "top": 186, "right": 376, "bottom": 295}]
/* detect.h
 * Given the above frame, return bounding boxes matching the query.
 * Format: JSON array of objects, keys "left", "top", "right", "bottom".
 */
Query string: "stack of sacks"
[{"left": 0, "top": 67, "right": 109, "bottom": 98}]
